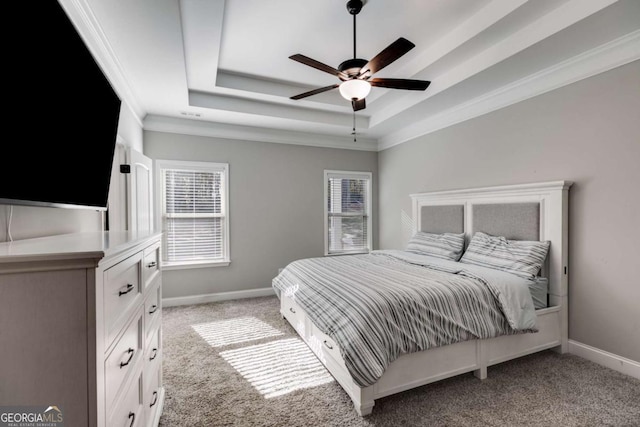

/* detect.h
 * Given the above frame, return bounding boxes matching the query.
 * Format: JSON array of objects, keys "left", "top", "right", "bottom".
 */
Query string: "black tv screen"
[{"left": 0, "top": 1, "right": 121, "bottom": 211}]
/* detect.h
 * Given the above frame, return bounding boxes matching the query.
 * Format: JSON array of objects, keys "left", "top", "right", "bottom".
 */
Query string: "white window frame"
[
  {"left": 155, "top": 159, "right": 230, "bottom": 270},
  {"left": 324, "top": 170, "right": 372, "bottom": 256}
]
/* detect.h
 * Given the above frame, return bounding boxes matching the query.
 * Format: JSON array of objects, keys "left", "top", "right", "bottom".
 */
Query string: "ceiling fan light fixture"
[{"left": 339, "top": 79, "right": 371, "bottom": 101}]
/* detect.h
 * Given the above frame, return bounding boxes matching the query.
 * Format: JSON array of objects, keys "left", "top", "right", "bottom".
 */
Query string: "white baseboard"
[
  {"left": 163, "top": 287, "right": 275, "bottom": 307},
  {"left": 568, "top": 340, "right": 640, "bottom": 380}
]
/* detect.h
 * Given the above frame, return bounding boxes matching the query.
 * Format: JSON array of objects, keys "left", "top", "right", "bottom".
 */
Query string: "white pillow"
[
  {"left": 406, "top": 231, "right": 465, "bottom": 261},
  {"left": 459, "top": 232, "right": 550, "bottom": 279}
]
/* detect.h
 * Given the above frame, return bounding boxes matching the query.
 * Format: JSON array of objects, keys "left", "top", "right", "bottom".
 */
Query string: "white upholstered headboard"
[{"left": 410, "top": 181, "right": 572, "bottom": 303}]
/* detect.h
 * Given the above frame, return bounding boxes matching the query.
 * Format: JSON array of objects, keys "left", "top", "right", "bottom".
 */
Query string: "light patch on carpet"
[
  {"left": 192, "top": 317, "right": 284, "bottom": 347},
  {"left": 219, "top": 338, "right": 334, "bottom": 398}
]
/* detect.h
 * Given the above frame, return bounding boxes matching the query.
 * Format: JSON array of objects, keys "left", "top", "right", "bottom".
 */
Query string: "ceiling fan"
[{"left": 289, "top": 0, "right": 430, "bottom": 112}]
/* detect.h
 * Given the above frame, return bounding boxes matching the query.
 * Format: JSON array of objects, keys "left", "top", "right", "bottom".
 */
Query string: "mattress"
[{"left": 272, "top": 250, "right": 538, "bottom": 387}]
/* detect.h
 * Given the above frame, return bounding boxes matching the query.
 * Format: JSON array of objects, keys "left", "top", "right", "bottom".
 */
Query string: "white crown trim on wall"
[
  {"left": 378, "top": 31, "right": 640, "bottom": 151},
  {"left": 143, "top": 115, "right": 379, "bottom": 151}
]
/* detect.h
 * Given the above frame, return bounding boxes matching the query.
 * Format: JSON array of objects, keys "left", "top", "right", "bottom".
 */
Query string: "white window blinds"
[
  {"left": 160, "top": 162, "right": 229, "bottom": 266},
  {"left": 325, "top": 171, "right": 372, "bottom": 255}
]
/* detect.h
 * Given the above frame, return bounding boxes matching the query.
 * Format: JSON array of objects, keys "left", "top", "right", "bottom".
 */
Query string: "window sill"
[
  {"left": 162, "top": 260, "right": 230, "bottom": 271},
  {"left": 324, "top": 250, "right": 370, "bottom": 257}
]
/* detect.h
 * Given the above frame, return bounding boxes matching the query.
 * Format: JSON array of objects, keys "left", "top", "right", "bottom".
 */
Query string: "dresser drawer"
[
  {"left": 281, "top": 295, "right": 306, "bottom": 337},
  {"left": 144, "top": 361, "right": 162, "bottom": 427},
  {"left": 109, "top": 372, "right": 143, "bottom": 427},
  {"left": 142, "top": 242, "right": 160, "bottom": 290},
  {"left": 144, "top": 326, "right": 161, "bottom": 392},
  {"left": 104, "top": 253, "right": 143, "bottom": 345},
  {"left": 144, "top": 278, "right": 161, "bottom": 340},
  {"left": 309, "top": 321, "right": 342, "bottom": 367},
  {"left": 105, "top": 309, "right": 143, "bottom": 412}
]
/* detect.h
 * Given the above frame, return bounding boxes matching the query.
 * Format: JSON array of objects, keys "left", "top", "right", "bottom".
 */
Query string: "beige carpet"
[{"left": 159, "top": 296, "right": 640, "bottom": 427}]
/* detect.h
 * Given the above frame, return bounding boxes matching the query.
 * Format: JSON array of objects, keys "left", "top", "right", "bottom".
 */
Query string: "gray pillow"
[
  {"left": 406, "top": 231, "right": 465, "bottom": 261},
  {"left": 460, "top": 232, "right": 550, "bottom": 279}
]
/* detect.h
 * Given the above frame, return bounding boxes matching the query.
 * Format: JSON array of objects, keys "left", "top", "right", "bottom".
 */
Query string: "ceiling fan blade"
[
  {"left": 290, "top": 54, "right": 348, "bottom": 80},
  {"left": 370, "top": 78, "right": 430, "bottom": 91},
  {"left": 352, "top": 98, "right": 366, "bottom": 111},
  {"left": 290, "top": 84, "right": 339, "bottom": 100},
  {"left": 359, "top": 37, "right": 415, "bottom": 77}
]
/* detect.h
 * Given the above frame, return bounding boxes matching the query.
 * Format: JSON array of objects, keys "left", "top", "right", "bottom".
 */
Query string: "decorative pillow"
[
  {"left": 459, "top": 232, "right": 550, "bottom": 279},
  {"left": 406, "top": 231, "right": 465, "bottom": 261}
]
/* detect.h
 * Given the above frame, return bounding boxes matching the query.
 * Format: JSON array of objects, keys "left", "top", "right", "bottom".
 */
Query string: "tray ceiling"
[{"left": 62, "top": 0, "right": 640, "bottom": 150}]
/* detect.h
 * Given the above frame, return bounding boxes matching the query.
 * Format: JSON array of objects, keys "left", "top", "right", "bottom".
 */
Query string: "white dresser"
[{"left": 0, "top": 231, "right": 164, "bottom": 427}]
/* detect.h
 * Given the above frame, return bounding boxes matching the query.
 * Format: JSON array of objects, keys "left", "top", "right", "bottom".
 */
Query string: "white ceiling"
[{"left": 62, "top": 0, "right": 640, "bottom": 151}]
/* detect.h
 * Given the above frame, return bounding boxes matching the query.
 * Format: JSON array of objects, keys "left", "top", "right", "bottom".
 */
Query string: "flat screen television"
[{"left": 0, "top": 0, "right": 121, "bottom": 211}]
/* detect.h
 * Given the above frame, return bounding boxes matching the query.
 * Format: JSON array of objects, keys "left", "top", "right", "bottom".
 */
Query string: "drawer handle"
[
  {"left": 289, "top": 307, "right": 296, "bottom": 314},
  {"left": 118, "top": 284, "right": 135, "bottom": 296},
  {"left": 147, "top": 261, "right": 157, "bottom": 268},
  {"left": 120, "top": 348, "right": 135, "bottom": 368},
  {"left": 149, "top": 304, "right": 158, "bottom": 315},
  {"left": 149, "top": 348, "right": 158, "bottom": 361},
  {"left": 323, "top": 340, "right": 333, "bottom": 350},
  {"left": 128, "top": 412, "right": 135, "bottom": 427},
  {"left": 150, "top": 391, "right": 158, "bottom": 408}
]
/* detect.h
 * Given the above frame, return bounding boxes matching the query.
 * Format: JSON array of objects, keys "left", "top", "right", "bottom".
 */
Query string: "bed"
[{"left": 272, "top": 181, "right": 572, "bottom": 415}]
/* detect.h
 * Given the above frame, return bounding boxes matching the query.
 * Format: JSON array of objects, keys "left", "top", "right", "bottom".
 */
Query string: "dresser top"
[{"left": 0, "top": 231, "right": 162, "bottom": 264}]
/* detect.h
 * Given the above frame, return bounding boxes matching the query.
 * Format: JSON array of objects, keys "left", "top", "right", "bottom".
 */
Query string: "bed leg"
[
  {"left": 352, "top": 386, "right": 375, "bottom": 416},
  {"left": 355, "top": 401, "right": 375, "bottom": 416},
  {"left": 552, "top": 341, "right": 568, "bottom": 354},
  {"left": 473, "top": 366, "right": 487, "bottom": 380},
  {"left": 474, "top": 340, "right": 487, "bottom": 380}
]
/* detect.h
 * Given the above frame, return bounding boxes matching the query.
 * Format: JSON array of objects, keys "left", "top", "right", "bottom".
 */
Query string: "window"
[
  {"left": 324, "top": 170, "right": 372, "bottom": 255},
  {"left": 156, "top": 160, "right": 229, "bottom": 269}
]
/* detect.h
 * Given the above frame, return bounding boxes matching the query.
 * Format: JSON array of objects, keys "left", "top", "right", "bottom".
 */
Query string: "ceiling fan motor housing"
[{"left": 338, "top": 58, "right": 368, "bottom": 79}]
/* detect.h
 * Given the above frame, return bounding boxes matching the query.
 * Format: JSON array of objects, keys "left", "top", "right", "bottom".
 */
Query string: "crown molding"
[
  {"left": 143, "top": 115, "right": 378, "bottom": 151},
  {"left": 378, "top": 31, "right": 640, "bottom": 151},
  {"left": 370, "top": 0, "right": 620, "bottom": 128}
]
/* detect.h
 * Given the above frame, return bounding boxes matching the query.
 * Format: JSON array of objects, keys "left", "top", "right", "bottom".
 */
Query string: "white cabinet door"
[{"left": 127, "top": 148, "right": 153, "bottom": 232}]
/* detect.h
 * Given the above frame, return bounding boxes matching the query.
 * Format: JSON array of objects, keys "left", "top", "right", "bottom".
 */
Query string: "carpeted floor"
[{"left": 158, "top": 296, "right": 640, "bottom": 427}]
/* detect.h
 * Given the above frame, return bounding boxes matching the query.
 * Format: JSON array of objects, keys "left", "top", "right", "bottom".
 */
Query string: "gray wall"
[
  {"left": 144, "top": 131, "right": 378, "bottom": 299},
  {"left": 378, "top": 60, "right": 640, "bottom": 362}
]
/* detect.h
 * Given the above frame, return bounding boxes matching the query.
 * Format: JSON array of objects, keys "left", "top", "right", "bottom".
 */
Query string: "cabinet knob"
[
  {"left": 147, "top": 261, "right": 157, "bottom": 268},
  {"left": 149, "top": 305, "right": 158, "bottom": 315},
  {"left": 128, "top": 412, "right": 135, "bottom": 427}
]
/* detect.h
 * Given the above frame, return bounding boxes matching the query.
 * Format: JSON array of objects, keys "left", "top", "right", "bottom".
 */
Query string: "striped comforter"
[{"left": 272, "top": 250, "right": 537, "bottom": 387}]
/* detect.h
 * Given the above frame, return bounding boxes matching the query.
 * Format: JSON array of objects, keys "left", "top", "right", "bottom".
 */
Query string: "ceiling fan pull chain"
[{"left": 353, "top": 111, "right": 357, "bottom": 142}]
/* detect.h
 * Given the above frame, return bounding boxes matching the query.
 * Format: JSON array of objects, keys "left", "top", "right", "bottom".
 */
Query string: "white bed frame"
[{"left": 280, "top": 181, "right": 572, "bottom": 416}]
